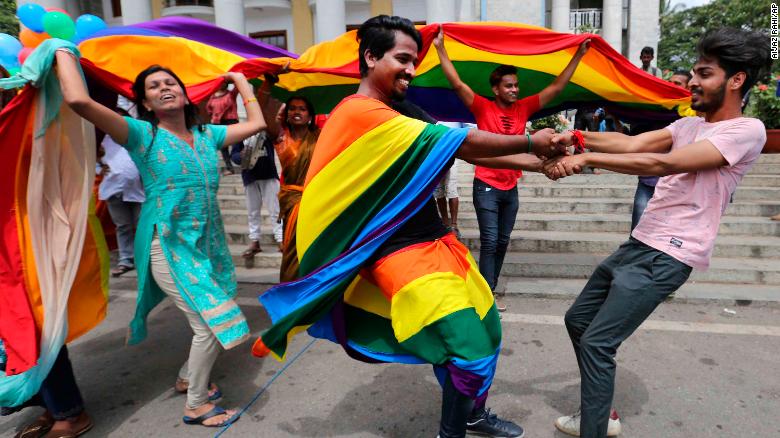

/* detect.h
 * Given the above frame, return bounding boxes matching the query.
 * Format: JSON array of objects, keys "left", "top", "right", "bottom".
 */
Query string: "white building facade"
[{"left": 17, "top": 0, "right": 661, "bottom": 68}]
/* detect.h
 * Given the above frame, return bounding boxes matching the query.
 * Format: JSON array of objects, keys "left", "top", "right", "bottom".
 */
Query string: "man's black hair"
[
  {"left": 672, "top": 69, "right": 692, "bottom": 80},
  {"left": 640, "top": 46, "right": 654, "bottom": 56},
  {"left": 356, "top": 15, "right": 422, "bottom": 77},
  {"left": 489, "top": 65, "right": 518, "bottom": 87},
  {"left": 697, "top": 28, "right": 772, "bottom": 97}
]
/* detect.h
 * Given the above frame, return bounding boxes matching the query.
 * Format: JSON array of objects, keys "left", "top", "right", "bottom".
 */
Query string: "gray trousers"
[
  {"left": 565, "top": 238, "right": 691, "bottom": 438},
  {"left": 106, "top": 195, "right": 142, "bottom": 267}
]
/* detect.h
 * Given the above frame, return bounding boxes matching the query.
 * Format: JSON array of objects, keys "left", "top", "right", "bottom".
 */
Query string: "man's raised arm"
[{"left": 433, "top": 25, "right": 475, "bottom": 108}]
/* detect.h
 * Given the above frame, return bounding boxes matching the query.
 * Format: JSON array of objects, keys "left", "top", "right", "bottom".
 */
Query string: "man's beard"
[
  {"left": 391, "top": 88, "right": 408, "bottom": 100},
  {"left": 690, "top": 83, "right": 726, "bottom": 112}
]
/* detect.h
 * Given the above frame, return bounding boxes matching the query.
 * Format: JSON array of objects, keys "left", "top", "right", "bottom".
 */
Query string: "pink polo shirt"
[{"left": 631, "top": 116, "right": 766, "bottom": 270}]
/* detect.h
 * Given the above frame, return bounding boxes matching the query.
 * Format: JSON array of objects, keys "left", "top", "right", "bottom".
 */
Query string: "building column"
[
  {"left": 551, "top": 0, "right": 569, "bottom": 33},
  {"left": 291, "top": 0, "right": 314, "bottom": 53},
  {"left": 215, "top": 0, "right": 246, "bottom": 35},
  {"left": 370, "top": 0, "right": 392, "bottom": 16},
  {"left": 601, "top": 0, "right": 622, "bottom": 51},
  {"left": 426, "top": 0, "right": 456, "bottom": 23},
  {"left": 120, "top": 0, "right": 152, "bottom": 25},
  {"left": 314, "top": 0, "right": 346, "bottom": 43},
  {"left": 628, "top": 0, "right": 660, "bottom": 67},
  {"left": 23, "top": 0, "right": 66, "bottom": 9}
]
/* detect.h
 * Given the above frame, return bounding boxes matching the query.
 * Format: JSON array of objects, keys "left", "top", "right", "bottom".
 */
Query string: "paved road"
[{"left": 3, "top": 281, "right": 780, "bottom": 437}]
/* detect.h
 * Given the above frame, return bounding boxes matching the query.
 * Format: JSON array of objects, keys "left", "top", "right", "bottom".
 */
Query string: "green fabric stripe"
[
  {"left": 263, "top": 276, "right": 354, "bottom": 358},
  {"left": 253, "top": 61, "right": 676, "bottom": 114},
  {"left": 299, "top": 123, "right": 449, "bottom": 275},
  {"left": 413, "top": 61, "right": 603, "bottom": 109},
  {"left": 344, "top": 304, "right": 502, "bottom": 364}
]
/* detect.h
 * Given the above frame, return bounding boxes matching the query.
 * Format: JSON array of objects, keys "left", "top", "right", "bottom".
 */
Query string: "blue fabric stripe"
[{"left": 259, "top": 128, "right": 468, "bottom": 325}]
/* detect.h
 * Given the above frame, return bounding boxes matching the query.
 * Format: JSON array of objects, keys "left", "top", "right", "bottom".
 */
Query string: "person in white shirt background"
[{"left": 98, "top": 107, "right": 146, "bottom": 277}]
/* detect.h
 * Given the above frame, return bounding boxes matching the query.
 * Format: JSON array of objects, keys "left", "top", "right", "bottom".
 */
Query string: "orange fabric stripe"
[
  {"left": 15, "top": 103, "right": 43, "bottom": 332},
  {"left": 365, "top": 234, "right": 470, "bottom": 301},
  {"left": 304, "top": 95, "right": 399, "bottom": 185}
]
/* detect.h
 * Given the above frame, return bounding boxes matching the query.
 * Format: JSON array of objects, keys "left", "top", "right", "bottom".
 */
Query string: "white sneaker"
[{"left": 554, "top": 408, "right": 622, "bottom": 436}]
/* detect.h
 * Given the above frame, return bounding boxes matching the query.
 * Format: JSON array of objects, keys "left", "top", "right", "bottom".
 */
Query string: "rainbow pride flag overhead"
[{"left": 74, "top": 18, "right": 690, "bottom": 121}]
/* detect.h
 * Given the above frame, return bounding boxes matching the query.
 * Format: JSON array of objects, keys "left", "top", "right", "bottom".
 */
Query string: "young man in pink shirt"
[
  {"left": 544, "top": 28, "right": 771, "bottom": 438},
  {"left": 434, "top": 26, "right": 589, "bottom": 306}
]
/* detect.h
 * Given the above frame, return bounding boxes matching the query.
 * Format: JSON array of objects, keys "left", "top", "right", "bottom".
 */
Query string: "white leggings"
[{"left": 150, "top": 235, "right": 222, "bottom": 409}]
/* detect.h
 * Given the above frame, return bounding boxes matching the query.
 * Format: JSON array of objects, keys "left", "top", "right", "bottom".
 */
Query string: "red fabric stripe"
[
  {"left": 439, "top": 23, "right": 689, "bottom": 101},
  {"left": 0, "top": 87, "right": 39, "bottom": 375}
]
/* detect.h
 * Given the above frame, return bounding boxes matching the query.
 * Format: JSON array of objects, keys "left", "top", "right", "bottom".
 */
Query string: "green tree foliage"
[
  {"left": 0, "top": 0, "right": 18, "bottom": 37},
  {"left": 658, "top": 0, "right": 770, "bottom": 73}
]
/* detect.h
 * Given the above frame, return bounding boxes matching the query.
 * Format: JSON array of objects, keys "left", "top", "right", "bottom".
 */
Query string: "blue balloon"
[
  {"left": 0, "top": 54, "right": 20, "bottom": 70},
  {"left": 16, "top": 3, "right": 47, "bottom": 33},
  {"left": 0, "top": 34, "right": 23, "bottom": 59},
  {"left": 75, "top": 14, "right": 107, "bottom": 40}
]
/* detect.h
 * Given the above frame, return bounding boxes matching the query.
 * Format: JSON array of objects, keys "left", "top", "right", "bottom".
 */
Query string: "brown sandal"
[
  {"left": 241, "top": 241, "right": 262, "bottom": 258},
  {"left": 14, "top": 415, "right": 54, "bottom": 438},
  {"left": 110, "top": 265, "right": 133, "bottom": 277},
  {"left": 41, "top": 414, "right": 92, "bottom": 438}
]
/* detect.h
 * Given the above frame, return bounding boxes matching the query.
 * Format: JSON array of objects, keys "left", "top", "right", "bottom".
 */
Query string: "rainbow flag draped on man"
[{"left": 253, "top": 94, "right": 501, "bottom": 400}]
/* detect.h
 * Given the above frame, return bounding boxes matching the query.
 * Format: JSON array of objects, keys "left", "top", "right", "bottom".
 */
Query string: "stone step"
[
  {"left": 220, "top": 211, "right": 780, "bottom": 237},
  {"left": 228, "top": 246, "right": 780, "bottom": 285},
  {"left": 217, "top": 195, "right": 780, "bottom": 220},
  {"left": 118, "top": 265, "right": 280, "bottom": 285},
  {"left": 452, "top": 184, "right": 780, "bottom": 200},
  {"left": 503, "top": 277, "right": 780, "bottom": 304},
  {"left": 224, "top": 226, "right": 780, "bottom": 260},
  {"left": 495, "top": 252, "right": 780, "bottom": 284}
]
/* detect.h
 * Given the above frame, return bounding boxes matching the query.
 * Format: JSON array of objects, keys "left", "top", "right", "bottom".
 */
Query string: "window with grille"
[{"left": 250, "top": 30, "right": 288, "bottom": 50}]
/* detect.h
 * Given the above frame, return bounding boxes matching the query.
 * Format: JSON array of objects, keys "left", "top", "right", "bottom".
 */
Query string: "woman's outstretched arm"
[{"left": 55, "top": 50, "right": 128, "bottom": 143}]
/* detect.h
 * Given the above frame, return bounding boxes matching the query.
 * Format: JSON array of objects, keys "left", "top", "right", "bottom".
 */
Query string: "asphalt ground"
[{"left": 2, "top": 281, "right": 780, "bottom": 438}]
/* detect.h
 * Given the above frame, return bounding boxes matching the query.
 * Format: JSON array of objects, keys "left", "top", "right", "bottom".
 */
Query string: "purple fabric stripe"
[
  {"left": 83, "top": 17, "right": 296, "bottom": 60},
  {"left": 445, "top": 362, "right": 487, "bottom": 400},
  {"left": 133, "top": 17, "right": 296, "bottom": 59}
]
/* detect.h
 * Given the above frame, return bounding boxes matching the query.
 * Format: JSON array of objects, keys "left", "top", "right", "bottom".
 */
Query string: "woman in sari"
[
  {"left": 55, "top": 49, "right": 265, "bottom": 428},
  {"left": 258, "top": 74, "right": 320, "bottom": 282}
]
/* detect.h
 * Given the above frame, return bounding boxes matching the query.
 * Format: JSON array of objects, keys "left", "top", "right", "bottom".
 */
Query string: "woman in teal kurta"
[{"left": 55, "top": 50, "right": 267, "bottom": 427}]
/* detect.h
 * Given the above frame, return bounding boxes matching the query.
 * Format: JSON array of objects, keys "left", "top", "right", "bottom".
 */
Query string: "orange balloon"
[{"left": 19, "top": 28, "right": 50, "bottom": 48}]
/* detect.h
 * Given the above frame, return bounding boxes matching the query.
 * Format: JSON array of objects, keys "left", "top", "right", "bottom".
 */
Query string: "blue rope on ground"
[{"left": 214, "top": 338, "right": 317, "bottom": 438}]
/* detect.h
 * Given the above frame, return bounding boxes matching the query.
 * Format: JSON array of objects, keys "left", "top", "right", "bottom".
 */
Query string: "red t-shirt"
[{"left": 469, "top": 94, "right": 541, "bottom": 190}]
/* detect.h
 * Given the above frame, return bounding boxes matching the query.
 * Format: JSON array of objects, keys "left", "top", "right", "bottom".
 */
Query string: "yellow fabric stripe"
[
  {"left": 390, "top": 268, "right": 493, "bottom": 344},
  {"left": 297, "top": 116, "right": 427, "bottom": 258},
  {"left": 79, "top": 35, "right": 245, "bottom": 86},
  {"left": 343, "top": 275, "right": 391, "bottom": 319}
]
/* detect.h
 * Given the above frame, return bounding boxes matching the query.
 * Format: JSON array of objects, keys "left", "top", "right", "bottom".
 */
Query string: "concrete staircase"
[{"left": 217, "top": 154, "right": 780, "bottom": 303}]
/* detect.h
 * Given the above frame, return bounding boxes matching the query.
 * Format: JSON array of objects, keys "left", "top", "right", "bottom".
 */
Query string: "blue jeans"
[
  {"left": 1, "top": 346, "right": 84, "bottom": 420},
  {"left": 472, "top": 179, "right": 518, "bottom": 291},
  {"left": 631, "top": 181, "right": 655, "bottom": 230},
  {"left": 106, "top": 195, "right": 142, "bottom": 268}
]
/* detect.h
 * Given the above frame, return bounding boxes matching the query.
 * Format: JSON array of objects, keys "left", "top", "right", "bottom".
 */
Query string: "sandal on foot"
[
  {"left": 15, "top": 416, "right": 54, "bottom": 438},
  {"left": 174, "top": 379, "right": 222, "bottom": 401},
  {"left": 42, "top": 416, "right": 92, "bottom": 438},
  {"left": 242, "top": 242, "right": 262, "bottom": 258},
  {"left": 110, "top": 265, "right": 133, "bottom": 277},
  {"left": 182, "top": 406, "right": 240, "bottom": 427}
]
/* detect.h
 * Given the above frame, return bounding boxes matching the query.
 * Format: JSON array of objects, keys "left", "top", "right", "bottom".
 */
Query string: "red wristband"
[{"left": 570, "top": 129, "right": 586, "bottom": 154}]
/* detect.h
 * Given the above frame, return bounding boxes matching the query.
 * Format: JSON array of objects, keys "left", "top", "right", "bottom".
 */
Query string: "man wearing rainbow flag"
[
  {"left": 253, "top": 15, "right": 566, "bottom": 438},
  {"left": 545, "top": 28, "right": 771, "bottom": 438}
]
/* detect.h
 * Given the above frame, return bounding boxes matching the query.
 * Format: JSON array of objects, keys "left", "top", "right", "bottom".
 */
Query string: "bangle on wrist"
[
  {"left": 244, "top": 97, "right": 258, "bottom": 105},
  {"left": 525, "top": 132, "right": 533, "bottom": 154}
]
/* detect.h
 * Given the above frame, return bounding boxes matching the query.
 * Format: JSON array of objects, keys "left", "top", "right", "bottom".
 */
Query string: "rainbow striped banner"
[{"left": 75, "top": 19, "right": 690, "bottom": 119}]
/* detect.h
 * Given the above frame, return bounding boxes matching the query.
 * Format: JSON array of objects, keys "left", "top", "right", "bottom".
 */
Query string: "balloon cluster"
[{"left": 0, "top": 3, "right": 108, "bottom": 75}]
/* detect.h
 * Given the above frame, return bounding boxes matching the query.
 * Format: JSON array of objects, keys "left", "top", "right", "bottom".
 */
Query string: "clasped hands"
[{"left": 529, "top": 129, "right": 586, "bottom": 181}]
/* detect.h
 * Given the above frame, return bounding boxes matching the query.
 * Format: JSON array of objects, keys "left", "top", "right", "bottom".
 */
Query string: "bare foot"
[{"left": 184, "top": 403, "right": 237, "bottom": 427}]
